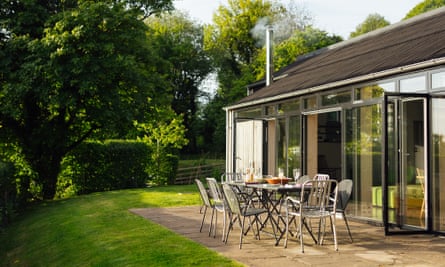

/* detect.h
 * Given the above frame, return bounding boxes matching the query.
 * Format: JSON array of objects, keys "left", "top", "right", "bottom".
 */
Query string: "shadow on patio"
[{"left": 131, "top": 206, "right": 445, "bottom": 267}]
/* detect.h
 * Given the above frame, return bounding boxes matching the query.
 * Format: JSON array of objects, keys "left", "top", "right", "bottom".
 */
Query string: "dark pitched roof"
[{"left": 233, "top": 7, "right": 445, "bottom": 106}]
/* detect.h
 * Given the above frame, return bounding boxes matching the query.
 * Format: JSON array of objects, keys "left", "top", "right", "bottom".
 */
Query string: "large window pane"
[
  {"left": 432, "top": 98, "right": 445, "bottom": 231},
  {"left": 237, "top": 108, "right": 262, "bottom": 118},
  {"left": 321, "top": 90, "right": 351, "bottom": 106},
  {"left": 288, "top": 116, "right": 301, "bottom": 179},
  {"left": 277, "top": 118, "right": 287, "bottom": 176},
  {"left": 345, "top": 104, "right": 383, "bottom": 221},
  {"left": 432, "top": 72, "right": 445, "bottom": 90},
  {"left": 354, "top": 84, "right": 385, "bottom": 101},
  {"left": 303, "top": 96, "right": 317, "bottom": 109},
  {"left": 278, "top": 100, "right": 300, "bottom": 115},
  {"left": 400, "top": 76, "right": 426, "bottom": 93}
]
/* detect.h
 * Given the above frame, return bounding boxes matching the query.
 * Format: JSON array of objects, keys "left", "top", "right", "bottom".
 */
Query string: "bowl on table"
[
  {"left": 265, "top": 177, "right": 291, "bottom": 185},
  {"left": 253, "top": 177, "right": 265, "bottom": 183}
]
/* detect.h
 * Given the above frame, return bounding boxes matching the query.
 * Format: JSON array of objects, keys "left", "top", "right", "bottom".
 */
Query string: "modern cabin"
[{"left": 224, "top": 7, "right": 445, "bottom": 234}]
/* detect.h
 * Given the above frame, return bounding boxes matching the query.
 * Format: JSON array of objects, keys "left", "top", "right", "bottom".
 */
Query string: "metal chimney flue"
[{"left": 266, "top": 25, "right": 273, "bottom": 86}]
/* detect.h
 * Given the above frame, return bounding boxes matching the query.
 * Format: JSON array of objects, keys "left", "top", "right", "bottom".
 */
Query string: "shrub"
[
  {"left": 58, "top": 140, "right": 152, "bottom": 196},
  {"left": 146, "top": 150, "right": 179, "bottom": 185}
]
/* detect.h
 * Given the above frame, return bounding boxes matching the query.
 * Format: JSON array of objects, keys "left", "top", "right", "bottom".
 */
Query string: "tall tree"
[
  {"left": 146, "top": 12, "right": 212, "bottom": 153},
  {"left": 404, "top": 0, "right": 445, "bottom": 19},
  {"left": 0, "top": 0, "right": 173, "bottom": 199},
  {"left": 253, "top": 26, "right": 342, "bottom": 80},
  {"left": 204, "top": 0, "right": 298, "bottom": 102},
  {"left": 201, "top": 0, "right": 313, "bottom": 154},
  {"left": 349, "top": 13, "right": 390, "bottom": 38}
]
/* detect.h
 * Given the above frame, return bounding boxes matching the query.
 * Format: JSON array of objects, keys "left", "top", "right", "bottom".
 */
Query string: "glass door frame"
[{"left": 383, "top": 93, "right": 430, "bottom": 235}]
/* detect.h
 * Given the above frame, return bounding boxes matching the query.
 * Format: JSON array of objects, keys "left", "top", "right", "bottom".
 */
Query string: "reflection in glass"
[
  {"left": 379, "top": 82, "right": 396, "bottom": 92},
  {"left": 432, "top": 72, "right": 445, "bottom": 90},
  {"left": 265, "top": 105, "right": 275, "bottom": 116},
  {"left": 354, "top": 85, "right": 385, "bottom": 101},
  {"left": 432, "top": 98, "right": 445, "bottom": 231},
  {"left": 345, "top": 104, "right": 382, "bottom": 221},
  {"left": 277, "top": 118, "right": 286, "bottom": 176},
  {"left": 303, "top": 96, "right": 317, "bottom": 109},
  {"left": 278, "top": 100, "right": 300, "bottom": 114},
  {"left": 401, "top": 99, "right": 425, "bottom": 227},
  {"left": 400, "top": 76, "right": 426, "bottom": 93},
  {"left": 237, "top": 108, "right": 262, "bottom": 118},
  {"left": 288, "top": 116, "right": 301, "bottom": 178},
  {"left": 321, "top": 90, "right": 351, "bottom": 106}
]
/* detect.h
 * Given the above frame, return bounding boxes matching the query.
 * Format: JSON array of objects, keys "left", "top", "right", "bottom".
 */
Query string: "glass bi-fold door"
[{"left": 385, "top": 95, "right": 428, "bottom": 233}]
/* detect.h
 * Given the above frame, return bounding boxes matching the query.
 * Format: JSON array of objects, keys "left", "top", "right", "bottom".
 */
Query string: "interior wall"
[
  {"left": 306, "top": 114, "right": 318, "bottom": 177},
  {"left": 267, "top": 120, "right": 276, "bottom": 176}
]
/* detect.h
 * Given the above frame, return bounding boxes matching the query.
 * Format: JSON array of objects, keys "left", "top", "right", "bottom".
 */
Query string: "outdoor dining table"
[{"left": 227, "top": 181, "right": 315, "bottom": 246}]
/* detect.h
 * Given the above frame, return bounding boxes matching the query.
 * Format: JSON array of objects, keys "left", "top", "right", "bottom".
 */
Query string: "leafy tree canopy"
[
  {"left": 254, "top": 26, "right": 342, "bottom": 80},
  {"left": 0, "top": 0, "right": 173, "bottom": 199},
  {"left": 145, "top": 12, "right": 212, "bottom": 153},
  {"left": 404, "top": 0, "right": 445, "bottom": 19},
  {"left": 201, "top": 0, "right": 321, "bottom": 154},
  {"left": 204, "top": 0, "right": 311, "bottom": 102},
  {"left": 349, "top": 13, "right": 390, "bottom": 38}
]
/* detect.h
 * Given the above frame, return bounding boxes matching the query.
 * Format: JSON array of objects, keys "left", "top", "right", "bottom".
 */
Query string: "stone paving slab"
[{"left": 130, "top": 206, "right": 445, "bottom": 267}]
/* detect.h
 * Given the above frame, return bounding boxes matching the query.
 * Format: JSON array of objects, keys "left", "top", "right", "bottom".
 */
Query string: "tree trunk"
[
  {"left": 40, "top": 155, "right": 63, "bottom": 200},
  {"left": 26, "top": 150, "right": 64, "bottom": 200}
]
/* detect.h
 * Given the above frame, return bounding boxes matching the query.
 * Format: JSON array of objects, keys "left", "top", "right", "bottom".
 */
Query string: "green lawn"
[{"left": 0, "top": 185, "right": 243, "bottom": 266}]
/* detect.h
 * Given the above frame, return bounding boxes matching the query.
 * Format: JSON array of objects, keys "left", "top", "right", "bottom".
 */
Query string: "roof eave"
[{"left": 224, "top": 57, "right": 445, "bottom": 111}]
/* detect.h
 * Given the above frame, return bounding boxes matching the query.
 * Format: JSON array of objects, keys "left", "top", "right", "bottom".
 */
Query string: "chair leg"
[
  {"left": 209, "top": 208, "right": 215, "bottom": 236},
  {"left": 318, "top": 218, "right": 324, "bottom": 245},
  {"left": 222, "top": 210, "right": 226, "bottom": 242},
  {"left": 224, "top": 213, "right": 234, "bottom": 244},
  {"left": 342, "top": 212, "right": 353, "bottom": 243},
  {"left": 284, "top": 213, "right": 289, "bottom": 248},
  {"left": 213, "top": 211, "right": 218, "bottom": 238},
  {"left": 199, "top": 206, "right": 207, "bottom": 232},
  {"left": 300, "top": 217, "right": 304, "bottom": 253},
  {"left": 239, "top": 216, "right": 245, "bottom": 249},
  {"left": 253, "top": 215, "right": 262, "bottom": 240},
  {"left": 332, "top": 215, "right": 338, "bottom": 251}
]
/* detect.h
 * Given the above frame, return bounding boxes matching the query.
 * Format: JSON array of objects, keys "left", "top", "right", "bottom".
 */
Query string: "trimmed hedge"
[{"left": 58, "top": 140, "right": 151, "bottom": 195}]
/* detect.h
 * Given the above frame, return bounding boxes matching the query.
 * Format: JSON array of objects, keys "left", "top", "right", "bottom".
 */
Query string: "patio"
[{"left": 131, "top": 206, "right": 445, "bottom": 267}]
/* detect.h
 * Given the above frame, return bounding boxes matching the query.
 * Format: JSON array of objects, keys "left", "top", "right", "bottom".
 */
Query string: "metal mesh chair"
[
  {"left": 284, "top": 179, "right": 338, "bottom": 253},
  {"left": 295, "top": 175, "right": 310, "bottom": 184},
  {"left": 313, "top": 173, "right": 330, "bottom": 181},
  {"left": 222, "top": 183, "right": 268, "bottom": 249},
  {"left": 334, "top": 179, "right": 353, "bottom": 242},
  {"left": 206, "top": 177, "right": 227, "bottom": 241},
  {"left": 195, "top": 179, "right": 215, "bottom": 235}
]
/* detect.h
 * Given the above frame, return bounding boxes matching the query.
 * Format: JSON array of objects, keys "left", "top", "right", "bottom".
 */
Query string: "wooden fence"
[{"left": 174, "top": 163, "right": 225, "bottom": 185}]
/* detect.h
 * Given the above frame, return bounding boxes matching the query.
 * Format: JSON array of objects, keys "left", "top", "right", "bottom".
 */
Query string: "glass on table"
[{"left": 293, "top": 168, "right": 300, "bottom": 182}]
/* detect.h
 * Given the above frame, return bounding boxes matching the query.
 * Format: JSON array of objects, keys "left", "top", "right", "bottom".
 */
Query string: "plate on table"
[{"left": 265, "top": 177, "right": 291, "bottom": 185}]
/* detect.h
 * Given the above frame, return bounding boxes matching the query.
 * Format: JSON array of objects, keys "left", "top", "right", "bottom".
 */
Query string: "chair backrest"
[
  {"left": 336, "top": 179, "right": 353, "bottom": 211},
  {"left": 416, "top": 168, "right": 425, "bottom": 192},
  {"left": 222, "top": 183, "right": 241, "bottom": 215},
  {"left": 206, "top": 177, "right": 224, "bottom": 205},
  {"left": 302, "top": 179, "right": 337, "bottom": 212},
  {"left": 295, "top": 175, "right": 310, "bottom": 184},
  {"left": 313, "top": 174, "right": 330, "bottom": 181},
  {"left": 221, "top": 172, "right": 243, "bottom": 183},
  {"left": 195, "top": 179, "right": 212, "bottom": 208}
]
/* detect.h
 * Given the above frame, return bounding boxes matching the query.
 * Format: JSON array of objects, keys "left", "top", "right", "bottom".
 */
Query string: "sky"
[{"left": 174, "top": 0, "right": 423, "bottom": 39}]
